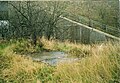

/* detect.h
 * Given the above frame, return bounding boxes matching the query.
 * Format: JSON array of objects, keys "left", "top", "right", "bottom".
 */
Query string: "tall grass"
[
  {"left": 52, "top": 42, "right": 120, "bottom": 83},
  {"left": 0, "top": 43, "right": 54, "bottom": 83},
  {"left": 0, "top": 39, "right": 120, "bottom": 83},
  {"left": 41, "top": 39, "right": 120, "bottom": 83}
]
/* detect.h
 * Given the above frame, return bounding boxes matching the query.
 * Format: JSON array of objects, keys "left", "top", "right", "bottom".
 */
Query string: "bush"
[{"left": 13, "top": 40, "right": 43, "bottom": 54}]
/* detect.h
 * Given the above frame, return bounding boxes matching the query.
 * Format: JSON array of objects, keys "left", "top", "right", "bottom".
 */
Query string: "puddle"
[{"left": 30, "top": 52, "right": 79, "bottom": 66}]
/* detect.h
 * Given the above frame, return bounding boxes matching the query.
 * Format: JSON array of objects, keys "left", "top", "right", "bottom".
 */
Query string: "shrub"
[{"left": 13, "top": 40, "right": 43, "bottom": 54}]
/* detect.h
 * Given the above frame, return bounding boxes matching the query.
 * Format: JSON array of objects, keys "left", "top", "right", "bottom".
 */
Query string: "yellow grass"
[
  {"left": 52, "top": 42, "right": 120, "bottom": 83},
  {"left": 0, "top": 39, "right": 120, "bottom": 83},
  {"left": 40, "top": 38, "right": 120, "bottom": 83},
  {"left": 0, "top": 45, "right": 45, "bottom": 83}
]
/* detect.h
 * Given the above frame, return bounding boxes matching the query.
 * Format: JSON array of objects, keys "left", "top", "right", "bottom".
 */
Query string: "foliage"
[
  {"left": 0, "top": 39, "right": 120, "bottom": 83},
  {"left": 13, "top": 39, "right": 44, "bottom": 54},
  {"left": 6, "top": 1, "right": 67, "bottom": 40},
  {"left": 0, "top": 1, "right": 120, "bottom": 83},
  {"left": 65, "top": 0, "right": 119, "bottom": 37}
]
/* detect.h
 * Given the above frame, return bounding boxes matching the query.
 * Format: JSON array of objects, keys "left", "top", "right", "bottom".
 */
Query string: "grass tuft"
[{"left": 0, "top": 38, "right": 120, "bottom": 83}]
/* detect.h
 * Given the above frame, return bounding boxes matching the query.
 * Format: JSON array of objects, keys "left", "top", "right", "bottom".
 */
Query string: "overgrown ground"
[{"left": 0, "top": 38, "right": 120, "bottom": 83}]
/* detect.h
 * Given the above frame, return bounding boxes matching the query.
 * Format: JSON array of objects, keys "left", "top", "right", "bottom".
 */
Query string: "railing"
[{"left": 55, "top": 16, "right": 120, "bottom": 43}]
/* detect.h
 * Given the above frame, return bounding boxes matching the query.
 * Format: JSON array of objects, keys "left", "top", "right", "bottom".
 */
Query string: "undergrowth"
[{"left": 0, "top": 38, "right": 120, "bottom": 83}]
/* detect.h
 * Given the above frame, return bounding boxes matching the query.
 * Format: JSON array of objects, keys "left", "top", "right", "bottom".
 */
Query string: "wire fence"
[
  {"left": 55, "top": 16, "right": 120, "bottom": 43},
  {"left": 70, "top": 15, "right": 120, "bottom": 37}
]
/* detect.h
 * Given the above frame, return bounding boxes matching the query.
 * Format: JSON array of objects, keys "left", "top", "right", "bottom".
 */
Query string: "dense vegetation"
[
  {"left": 0, "top": 39, "right": 120, "bottom": 83},
  {"left": 0, "top": 1, "right": 120, "bottom": 83},
  {"left": 0, "top": 1, "right": 119, "bottom": 41},
  {"left": 65, "top": 0, "right": 119, "bottom": 37}
]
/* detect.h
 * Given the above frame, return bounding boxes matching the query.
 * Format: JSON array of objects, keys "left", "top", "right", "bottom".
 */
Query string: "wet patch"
[{"left": 30, "top": 52, "right": 79, "bottom": 66}]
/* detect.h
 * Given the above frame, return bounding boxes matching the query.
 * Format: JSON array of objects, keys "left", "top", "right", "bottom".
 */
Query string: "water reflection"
[{"left": 31, "top": 52, "right": 79, "bottom": 66}]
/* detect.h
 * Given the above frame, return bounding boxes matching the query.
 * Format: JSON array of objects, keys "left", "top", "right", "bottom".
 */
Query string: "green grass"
[
  {"left": 0, "top": 38, "right": 120, "bottom": 83},
  {"left": 0, "top": 43, "right": 55, "bottom": 83}
]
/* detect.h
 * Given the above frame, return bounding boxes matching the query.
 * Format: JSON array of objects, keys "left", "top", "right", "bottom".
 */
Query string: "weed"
[{"left": 0, "top": 39, "right": 120, "bottom": 83}]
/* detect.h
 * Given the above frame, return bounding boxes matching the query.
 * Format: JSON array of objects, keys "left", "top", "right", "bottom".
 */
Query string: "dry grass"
[
  {"left": 39, "top": 38, "right": 120, "bottom": 83},
  {"left": 0, "top": 44, "right": 45, "bottom": 83},
  {"left": 0, "top": 39, "right": 120, "bottom": 83},
  {"left": 52, "top": 42, "right": 120, "bottom": 83}
]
